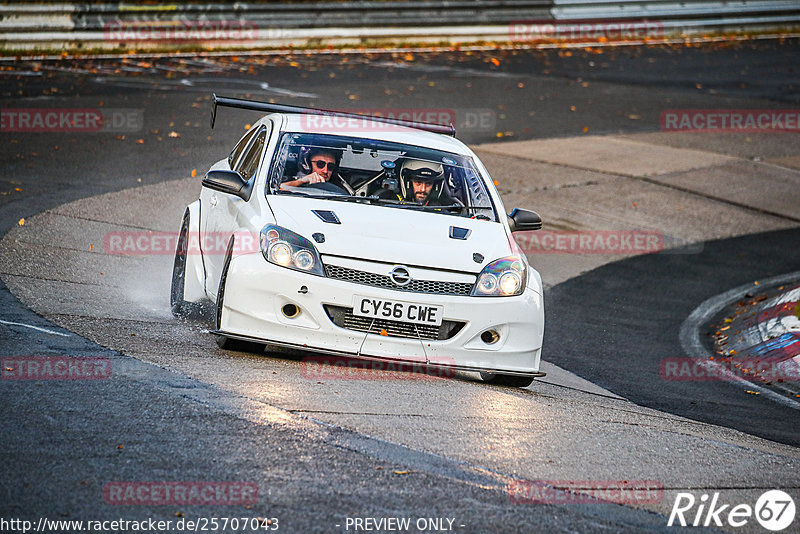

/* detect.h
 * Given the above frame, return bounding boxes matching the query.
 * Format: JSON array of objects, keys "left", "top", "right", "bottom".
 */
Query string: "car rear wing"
[{"left": 210, "top": 93, "right": 456, "bottom": 137}]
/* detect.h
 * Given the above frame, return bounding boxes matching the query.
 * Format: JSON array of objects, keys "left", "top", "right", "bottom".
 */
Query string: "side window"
[
  {"left": 236, "top": 127, "right": 267, "bottom": 182},
  {"left": 228, "top": 126, "right": 258, "bottom": 168}
]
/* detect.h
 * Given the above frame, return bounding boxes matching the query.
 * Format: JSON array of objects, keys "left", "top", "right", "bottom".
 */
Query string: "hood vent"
[
  {"left": 449, "top": 226, "right": 471, "bottom": 240},
  {"left": 312, "top": 210, "right": 341, "bottom": 224}
]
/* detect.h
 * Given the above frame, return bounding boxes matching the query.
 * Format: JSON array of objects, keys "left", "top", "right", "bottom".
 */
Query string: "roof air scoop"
[
  {"left": 312, "top": 210, "right": 341, "bottom": 224},
  {"left": 449, "top": 227, "right": 471, "bottom": 240}
]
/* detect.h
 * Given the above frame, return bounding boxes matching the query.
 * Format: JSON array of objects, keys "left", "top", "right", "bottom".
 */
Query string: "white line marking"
[
  {"left": 0, "top": 319, "right": 71, "bottom": 337},
  {"left": 258, "top": 82, "right": 318, "bottom": 98},
  {"left": 678, "top": 271, "right": 800, "bottom": 411},
  {"left": 371, "top": 61, "right": 515, "bottom": 78}
]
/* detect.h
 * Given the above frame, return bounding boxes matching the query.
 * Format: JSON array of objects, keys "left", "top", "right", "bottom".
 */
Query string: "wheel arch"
[
  {"left": 215, "top": 234, "right": 237, "bottom": 331},
  {"left": 183, "top": 201, "right": 207, "bottom": 302}
]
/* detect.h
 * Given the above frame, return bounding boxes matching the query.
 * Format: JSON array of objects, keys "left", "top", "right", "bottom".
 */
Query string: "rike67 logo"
[{"left": 668, "top": 490, "right": 795, "bottom": 531}]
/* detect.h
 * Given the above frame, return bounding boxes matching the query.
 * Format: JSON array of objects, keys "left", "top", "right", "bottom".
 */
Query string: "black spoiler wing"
[{"left": 210, "top": 93, "right": 456, "bottom": 137}]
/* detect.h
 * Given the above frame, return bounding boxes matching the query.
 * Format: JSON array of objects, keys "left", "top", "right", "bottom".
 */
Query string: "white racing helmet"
[{"left": 400, "top": 159, "right": 445, "bottom": 200}]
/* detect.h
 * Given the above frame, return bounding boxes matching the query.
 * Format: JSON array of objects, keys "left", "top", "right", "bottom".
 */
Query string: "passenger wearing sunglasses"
[{"left": 281, "top": 148, "right": 340, "bottom": 189}]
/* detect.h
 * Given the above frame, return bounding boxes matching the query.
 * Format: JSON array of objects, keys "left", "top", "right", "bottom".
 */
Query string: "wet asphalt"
[{"left": 1, "top": 39, "right": 799, "bottom": 532}]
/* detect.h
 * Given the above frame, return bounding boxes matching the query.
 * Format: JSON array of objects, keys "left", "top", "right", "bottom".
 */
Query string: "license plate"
[{"left": 353, "top": 296, "right": 444, "bottom": 326}]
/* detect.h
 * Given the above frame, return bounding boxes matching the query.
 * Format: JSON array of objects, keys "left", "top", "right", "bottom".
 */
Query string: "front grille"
[
  {"left": 324, "top": 305, "right": 465, "bottom": 341},
  {"left": 325, "top": 264, "right": 474, "bottom": 296}
]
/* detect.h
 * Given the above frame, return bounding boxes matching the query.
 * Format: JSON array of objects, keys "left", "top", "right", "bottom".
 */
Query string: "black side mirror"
[
  {"left": 508, "top": 208, "right": 543, "bottom": 233},
  {"left": 202, "top": 170, "right": 252, "bottom": 201}
]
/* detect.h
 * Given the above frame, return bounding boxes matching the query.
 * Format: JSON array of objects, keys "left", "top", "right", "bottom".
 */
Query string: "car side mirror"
[
  {"left": 508, "top": 208, "right": 542, "bottom": 233},
  {"left": 202, "top": 170, "right": 252, "bottom": 201}
]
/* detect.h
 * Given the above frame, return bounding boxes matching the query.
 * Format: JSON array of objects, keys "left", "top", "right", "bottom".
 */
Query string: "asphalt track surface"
[
  {"left": 1, "top": 39, "right": 799, "bottom": 532},
  {"left": 545, "top": 228, "right": 800, "bottom": 448}
]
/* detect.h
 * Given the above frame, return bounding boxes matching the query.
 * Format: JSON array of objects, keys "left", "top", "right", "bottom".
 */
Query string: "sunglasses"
[{"left": 312, "top": 160, "right": 336, "bottom": 171}]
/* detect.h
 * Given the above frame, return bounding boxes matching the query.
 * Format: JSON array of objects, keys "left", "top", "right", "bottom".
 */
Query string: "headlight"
[
  {"left": 260, "top": 225, "right": 325, "bottom": 276},
  {"left": 269, "top": 242, "right": 292, "bottom": 266},
  {"left": 472, "top": 256, "right": 526, "bottom": 297}
]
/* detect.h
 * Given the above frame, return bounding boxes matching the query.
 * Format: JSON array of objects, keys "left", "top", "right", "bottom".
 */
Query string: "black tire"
[
  {"left": 214, "top": 237, "right": 264, "bottom": 353},
  {"left": 170, "top": 209, "right": 191, "bottom": 317},
  {"left": 480, "top": 372, "right": 535, "bottom": 388}
]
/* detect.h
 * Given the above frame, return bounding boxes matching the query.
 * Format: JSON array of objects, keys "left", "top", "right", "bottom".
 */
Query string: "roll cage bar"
[{"left": 210, "top": 93, "right": 456, "bottom": 137}]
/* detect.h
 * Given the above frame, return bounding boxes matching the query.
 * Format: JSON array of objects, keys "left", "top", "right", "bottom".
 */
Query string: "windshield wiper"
[
  {"left": 359, "top": 198, "right": 495, "bottom": 213},
  {"left": 319, "top": 194, "right": 396, "bottom": 205},
  {"left": 275, "top": 191, "right": 336, "bottom": 200},
  {"left": 411, "top": 204, "right": 493, "bottom": 212},
  {"left": 275, "top": 190, "right": 492, "bottom": 213},
  {"left": 308, "top": 194, "right": 408, "bottom": 206}
]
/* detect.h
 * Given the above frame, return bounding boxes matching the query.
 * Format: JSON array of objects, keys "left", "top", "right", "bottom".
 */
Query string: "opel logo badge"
[{"left": 389, "top": 266, "right": 411, "bottom": 287}]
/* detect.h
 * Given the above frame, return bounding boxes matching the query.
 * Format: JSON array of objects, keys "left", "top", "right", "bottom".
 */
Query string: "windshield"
[{"left": 266, "top": 132, "right": 497, "bottom": 221}]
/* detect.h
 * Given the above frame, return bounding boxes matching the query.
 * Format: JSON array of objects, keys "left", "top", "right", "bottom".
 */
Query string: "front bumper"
[{"left": 218, "top": 253, "right": 545, "bottom": 376}]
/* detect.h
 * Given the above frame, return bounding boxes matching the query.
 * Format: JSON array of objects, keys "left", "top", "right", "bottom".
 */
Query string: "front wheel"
[{"left": 480, "top": 372, "right": 535, "bottom": 388}]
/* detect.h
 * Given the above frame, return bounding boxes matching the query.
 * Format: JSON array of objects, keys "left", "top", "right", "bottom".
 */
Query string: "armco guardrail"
[
  {"left": 4, "top": 1, "right": 554, "bottom": 29},
  {"left": 547, "top": 0, "right": 800, "bottom": 35},
  {"left": 551, "top": 0, "right": 800, "bottom": 19},
  {"left": 1, "top": 0, "right": 799, "bottom": 53}
]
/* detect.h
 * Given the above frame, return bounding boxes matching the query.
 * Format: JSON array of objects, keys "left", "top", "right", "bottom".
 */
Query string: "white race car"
[{"left": 171, "top": 95, "right": 545, "bottom": 387}]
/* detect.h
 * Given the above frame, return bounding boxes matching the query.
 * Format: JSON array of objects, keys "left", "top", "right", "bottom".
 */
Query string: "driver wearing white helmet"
[{"left": 399, "top": 158, "right": 457, "bottom": 206}]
